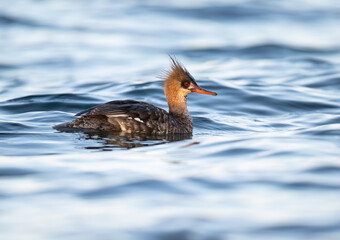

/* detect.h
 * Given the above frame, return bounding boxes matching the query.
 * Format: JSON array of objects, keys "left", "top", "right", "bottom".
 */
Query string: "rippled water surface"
[{"left": 1, "top": 1, "right": 340, "bottom": 239}]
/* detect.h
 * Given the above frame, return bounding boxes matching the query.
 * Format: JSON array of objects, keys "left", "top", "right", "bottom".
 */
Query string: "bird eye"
[{"left": 181, "top": 80, "right": 191, "bottom": 89}]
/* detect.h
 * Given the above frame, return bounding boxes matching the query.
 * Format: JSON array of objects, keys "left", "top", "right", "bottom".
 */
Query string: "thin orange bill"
[{"left": 191, "top": 87, "right": 217, "bottom": 96}]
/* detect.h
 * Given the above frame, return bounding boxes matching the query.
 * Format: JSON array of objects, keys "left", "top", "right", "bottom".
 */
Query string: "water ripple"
[
  {"left": 79, "top": 179, "right": 191, "bottom": 199},
  {"left": 0, "top": 168, "right": 39, "bottom": 177},
  {"left": 179, "top": 44, "right": 340, "bottom": 59}
]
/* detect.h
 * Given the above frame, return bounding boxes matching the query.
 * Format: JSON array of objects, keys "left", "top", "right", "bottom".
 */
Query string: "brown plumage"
[{"left": 53, "top": 56, "right": 217, "bottom": 134}]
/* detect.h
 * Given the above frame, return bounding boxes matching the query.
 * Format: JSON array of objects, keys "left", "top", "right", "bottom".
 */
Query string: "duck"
[{"left": 53, "top": 57, "right": 217, "bottom": 134}]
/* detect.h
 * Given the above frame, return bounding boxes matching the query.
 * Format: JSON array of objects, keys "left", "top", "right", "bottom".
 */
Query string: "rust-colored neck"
[
  {"left": 164, "top": 86, "right": 188, "bottom": 116},
  {"left": 165, "top": 86, "right": 193, "bottom": 133}
]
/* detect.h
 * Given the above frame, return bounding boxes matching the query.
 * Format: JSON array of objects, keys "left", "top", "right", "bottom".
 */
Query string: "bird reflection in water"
[{"left": 75, "top": 130, "right": 192, "bottom": 150}]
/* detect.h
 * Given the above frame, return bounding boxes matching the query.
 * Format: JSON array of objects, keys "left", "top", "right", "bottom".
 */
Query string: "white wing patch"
[
  {"left": 134, "top": 117, "right": 144, "bottom": 123},
  {"left": 107, "top": 114, "right": 129, "bottom": 118},
  {"left": 108, "top": 115, "right": 144, "bottom": 124}
]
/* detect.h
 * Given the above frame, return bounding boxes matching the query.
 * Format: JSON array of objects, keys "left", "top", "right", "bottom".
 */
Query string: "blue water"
[{"left": 1, "top": 1, "right": 340, "bottom": 239}]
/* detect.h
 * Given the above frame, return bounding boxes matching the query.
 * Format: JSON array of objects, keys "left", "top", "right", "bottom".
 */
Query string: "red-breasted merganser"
[{"left": 54, "top": 57, "right": 217, "bottom": 134}]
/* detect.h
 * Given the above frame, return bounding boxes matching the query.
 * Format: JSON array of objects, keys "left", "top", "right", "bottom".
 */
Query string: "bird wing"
[{"left": 75, "top": 100, "right": 168, "bottom": 123}]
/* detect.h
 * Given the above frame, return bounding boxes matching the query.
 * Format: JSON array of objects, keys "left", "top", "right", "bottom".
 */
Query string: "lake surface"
[{"left": 1, "top": 1, "right": 340, "bottom": 239}]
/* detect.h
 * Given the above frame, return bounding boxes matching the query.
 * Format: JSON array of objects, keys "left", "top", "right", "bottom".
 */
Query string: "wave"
[
  {"left": 305, "top": 76, "right": 340, "bottom": 89},
  {"left": 256, "top": 222, "right": 340, "bottom": 234},
  {"left": 306, "top": 166, "right": 340, "bottom": 174},
  {"left": 0, "top": 167, "right": 39, "bottom": 177},
  {"left": 0, "top": 122, "right": 33, "bottom": 131},
  {"left": 178, "top": 44, "right": 340, "bottom": 59},
  {"left": 79, "top": 179, "right": 190, "bottom": 199},
  {"left": 151, "top": 3, "right": 340, "bottom": 21},
  {"left": 0, "top": 94, "right": 101, "bottom": 114}
]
